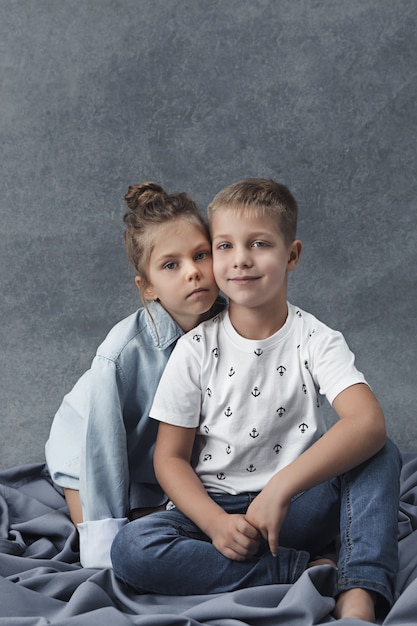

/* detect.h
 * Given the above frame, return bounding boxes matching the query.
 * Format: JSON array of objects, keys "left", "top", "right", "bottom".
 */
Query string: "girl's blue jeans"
[{"left": 111, "top": 439, "right": 401, "bottom": 608}]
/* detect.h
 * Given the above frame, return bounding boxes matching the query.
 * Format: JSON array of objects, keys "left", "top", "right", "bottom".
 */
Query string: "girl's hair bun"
[{"left": 124, "top": 181, "right": 167, "bottom": 213}]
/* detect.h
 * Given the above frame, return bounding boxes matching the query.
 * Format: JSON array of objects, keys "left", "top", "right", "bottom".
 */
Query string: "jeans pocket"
[{"left": 173, "top": 522, "right": 210, "bottom": 542}]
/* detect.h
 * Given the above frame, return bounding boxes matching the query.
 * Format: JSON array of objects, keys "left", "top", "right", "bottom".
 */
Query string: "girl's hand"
[
  {"left": 209, "top": 512, "right": 261, "bottom": 561},
  {"left": 245, "top": 480, "right": 291, "bottom": 557}
]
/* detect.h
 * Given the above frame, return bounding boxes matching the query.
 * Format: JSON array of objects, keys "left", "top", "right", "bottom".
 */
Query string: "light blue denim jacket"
[{"left": 45, "top": 299, "right": 224, "bottom": 568}]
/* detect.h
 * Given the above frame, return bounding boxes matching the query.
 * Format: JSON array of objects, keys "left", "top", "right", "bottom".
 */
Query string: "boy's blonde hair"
[{"left": 207, "top": 178, "right": 298, "bottom": 245}]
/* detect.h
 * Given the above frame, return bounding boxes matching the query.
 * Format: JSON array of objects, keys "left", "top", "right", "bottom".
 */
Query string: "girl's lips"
[{"left": 187, "top": 287, "right": 209, "bottom": 298}]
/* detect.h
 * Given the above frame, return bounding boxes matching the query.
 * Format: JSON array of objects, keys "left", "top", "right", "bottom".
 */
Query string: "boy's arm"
[
  {"left": 245, "top": 382, "right": 386, "bottom": 556},
  {"left": 154, "top": 422, "right": 260, "bottom": 560}
]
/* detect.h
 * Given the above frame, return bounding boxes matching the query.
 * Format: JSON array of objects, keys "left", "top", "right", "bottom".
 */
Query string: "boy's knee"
[
  {"left": 111, "top": 523, "right": 131, "bottom": 570},
  {"left": 111, "top": 522, "right": 149, "bottom": 588},
  {"left": 380, "top": 438, "right": 402, "bottom": 470},
  {"left": 111, "top": 514, "right": 168, "bottom": 570}
]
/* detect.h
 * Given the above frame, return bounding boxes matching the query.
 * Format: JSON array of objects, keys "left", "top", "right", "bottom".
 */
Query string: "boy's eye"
[
  {"left": 252, "top": 241, "right": 268, "bottom": 248},
  {"left": 163, "top": 262, "right": 177, "bottom": 270},
  {"left": 217, "top": 243, "right": 231, "bottom": 250}
]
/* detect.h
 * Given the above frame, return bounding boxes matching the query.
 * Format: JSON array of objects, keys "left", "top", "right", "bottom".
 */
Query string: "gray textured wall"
[{"left": 1, "top": 1, "right": 416, "bottom": 470}]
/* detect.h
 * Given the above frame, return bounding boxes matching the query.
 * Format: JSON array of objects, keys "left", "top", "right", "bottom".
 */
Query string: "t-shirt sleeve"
[
  {"left": 308, "top": 325, "right": 368, "bottom": 406},
  {"left": 150, "top": 335, "right": 202, "bottom": 428}
]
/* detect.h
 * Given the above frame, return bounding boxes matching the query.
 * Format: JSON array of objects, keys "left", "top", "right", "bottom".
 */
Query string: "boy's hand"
[
  {"left": 210, "top": 513, "right": 261, "bottom": 561},
  {"left": 245, "top": 481, "right": 291, "bottom": 557}
]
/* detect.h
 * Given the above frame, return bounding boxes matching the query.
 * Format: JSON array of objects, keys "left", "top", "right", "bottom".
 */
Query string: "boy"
[{"left": 111, "top": 179, "right": 401, "bottom": 622}]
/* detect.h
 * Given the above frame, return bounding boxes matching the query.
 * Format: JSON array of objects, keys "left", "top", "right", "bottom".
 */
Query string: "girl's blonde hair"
[{"left": 123, "top": 181, "right": 209, "bottom": 303}]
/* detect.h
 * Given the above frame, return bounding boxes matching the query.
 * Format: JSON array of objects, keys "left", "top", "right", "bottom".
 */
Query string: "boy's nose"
[{"left": 233, "top": 248, "right": 252, "bottom": 268}]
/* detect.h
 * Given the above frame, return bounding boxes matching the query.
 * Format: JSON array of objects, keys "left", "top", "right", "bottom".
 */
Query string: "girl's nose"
[{"left": 186, "top": 261, "right": 201, "bottom": 280}]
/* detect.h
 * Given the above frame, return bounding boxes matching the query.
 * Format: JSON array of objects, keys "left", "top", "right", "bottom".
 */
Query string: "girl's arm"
[
  {"left": 245, "top": 382, "right": 386, "bottom": 556},
  {"left": 154, "top": 422, "right": 260, "bottom": 560}
]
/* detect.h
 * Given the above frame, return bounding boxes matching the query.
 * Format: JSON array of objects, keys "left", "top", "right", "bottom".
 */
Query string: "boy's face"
[{"left": 211, "top": 209, "right": 301, "bottom": 314}]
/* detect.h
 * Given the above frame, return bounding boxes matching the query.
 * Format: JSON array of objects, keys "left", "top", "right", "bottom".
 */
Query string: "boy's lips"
[{"left": 229, "top": 276, "right": 260, "bottom": 283}]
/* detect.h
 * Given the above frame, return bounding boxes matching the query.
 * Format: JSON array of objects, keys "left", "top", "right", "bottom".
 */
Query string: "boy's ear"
[
  {"left": 135, "top": 276, "right": 158, "bottom": 301},
  {"left": 288, "top": 240, "right": 302, "bottom": 271}
]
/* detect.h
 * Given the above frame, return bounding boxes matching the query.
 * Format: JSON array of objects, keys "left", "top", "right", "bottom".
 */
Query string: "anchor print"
[
  {"left": 276, "top": 365, "right": 286, "bottom": 376},
  {"left": 226, "top": 445, "right": 231, "bottom": 455},
  {"left": 299, "top": 422, "right": 308, "bottom": 433},
  {"left": 254, "top": 348, "right": 263, "bottom": 357},
  {"left": 276, "top": 407, "right": 286, "bottom": 418},
  {"left": 228, "top": 367, "right": 235, "bottom": 377},
  {"left": 273, "top": 444, "right": 282, "bottom": 454},
  {"left": 302, "top": 384, "right": 307, "bottom": 394},
  {"left": 251, "top": 386, "right": 261, "bottom": 398},
  {"left": 193, "top": 334, "right": 202, "bottom": 342},
  {"left": 246, "top": 464, "right": 256, "bottom": 473},
  {"left": 296, "top": 310, "right": 302, "bottom": 317},
  {"left": 203, "top": 425, "right": 210, "bottom": 434},
  {"left": 203, "top": 453, "right": 212, "bottom": 461},
  {"left": 217, "top": 472, "right": 226, "bottom": 480},
  {"left": 249, "top": 428, "right": 260, "bottom": 439},
  {"left": 304, "top": 360, "right": 309, "bottom": 370},
  {"left": 224, "top": 406, "right": 232, "bottom": 417},
  {"left": 212, "top": 348, "right": 219, "bottom": 358},
  {"left": 206, "top": 387, "right": 212, "bottom": 397}
]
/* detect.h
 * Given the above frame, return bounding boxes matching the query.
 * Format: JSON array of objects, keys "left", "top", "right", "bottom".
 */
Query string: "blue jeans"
[
  {"left": 111, "top": 440, "right": 401, "bottom": 606},
  {"left": 279, "top": 438, "right": 401, "bottom": 609}
]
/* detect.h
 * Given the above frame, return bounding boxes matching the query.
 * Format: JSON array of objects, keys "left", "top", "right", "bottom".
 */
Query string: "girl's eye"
[
  {"left": 163, "top": 262, "right": 177, "bottom": 270},
  {"left": 195, "top": 251, "right": 210, "bottom": 261},
  {"left": 217, "top": 243, "right": 231, "bottom": 250}
]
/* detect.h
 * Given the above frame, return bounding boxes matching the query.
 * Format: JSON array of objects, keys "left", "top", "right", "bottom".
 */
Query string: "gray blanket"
[{"left": 1, "top": 453, "right": 417, "bottom": 625}]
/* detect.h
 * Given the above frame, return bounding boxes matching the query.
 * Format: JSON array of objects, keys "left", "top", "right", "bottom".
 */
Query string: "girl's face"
[{"left": 140, "top": 219, "right": 219, "bottom": 332}]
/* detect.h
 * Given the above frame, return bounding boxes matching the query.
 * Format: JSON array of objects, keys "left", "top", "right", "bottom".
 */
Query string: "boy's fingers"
[
  {"left": 236, "top": 531, "right": 260, "bottom": 554},
  {"left": 239, "top": 517, "right": 261, "bottom": 539},
  {"left": 270, "top": 547, "right": 278, "bottom": 557},
  {"left": 244, "top": 524, "right": 261, "bottom": 540},
  {"left": 268, "top": 533, "right": 279, "bottom": 557}
]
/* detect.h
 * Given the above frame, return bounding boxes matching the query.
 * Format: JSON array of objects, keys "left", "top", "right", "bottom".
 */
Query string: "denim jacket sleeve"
[
  {"left": 78, "top": 354, "right": 131, "bottom": 567},
  {"left": 79, "top": 354, "right": 130, "bottom": 521},
  {"left": 78, "top": 517, "right": 128, "bottom": 568}
]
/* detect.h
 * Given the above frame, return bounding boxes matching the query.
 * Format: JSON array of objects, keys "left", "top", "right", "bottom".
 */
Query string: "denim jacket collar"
[
  {"left": 145, "top": 300, "right": 183, "bottom": 350},
  {"left": 145, "top": 297, "right": 227, "bottom": 351}
]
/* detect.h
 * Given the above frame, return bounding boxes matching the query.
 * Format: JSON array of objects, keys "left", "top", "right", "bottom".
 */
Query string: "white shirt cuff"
[{"left": 78, "top": 517, "right": 128, "bottom": 568}]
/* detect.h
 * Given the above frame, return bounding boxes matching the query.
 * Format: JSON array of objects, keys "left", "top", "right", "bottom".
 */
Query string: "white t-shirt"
[{"left": 150, "top": 303, "right": 367, "bottom": 495}]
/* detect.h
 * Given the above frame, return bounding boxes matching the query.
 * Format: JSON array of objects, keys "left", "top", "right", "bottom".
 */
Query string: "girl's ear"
[
  {"left": 135, "top": 276, "right": 158, "bottom": 301},
  {"left": 134, "top": 275, "right": 142, "bottom": 293},
  {"left": 287, "top": 240, "right": 302, "bottom": 271}
]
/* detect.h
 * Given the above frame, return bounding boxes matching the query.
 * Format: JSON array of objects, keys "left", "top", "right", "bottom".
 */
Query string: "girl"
[{"left": 45, "top": 181, "right": 221, "bottom": 568}]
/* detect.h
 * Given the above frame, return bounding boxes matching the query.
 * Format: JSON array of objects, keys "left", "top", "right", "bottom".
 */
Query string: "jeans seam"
[
  {"left": 337, "top": 577, "right": 393, "bottom": 606},
  {"left": 339, "top": 474, "right": 352, "bottom": 582},
  {"left": 293, "top": 550, "right": 310, "bottom": 582}
]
